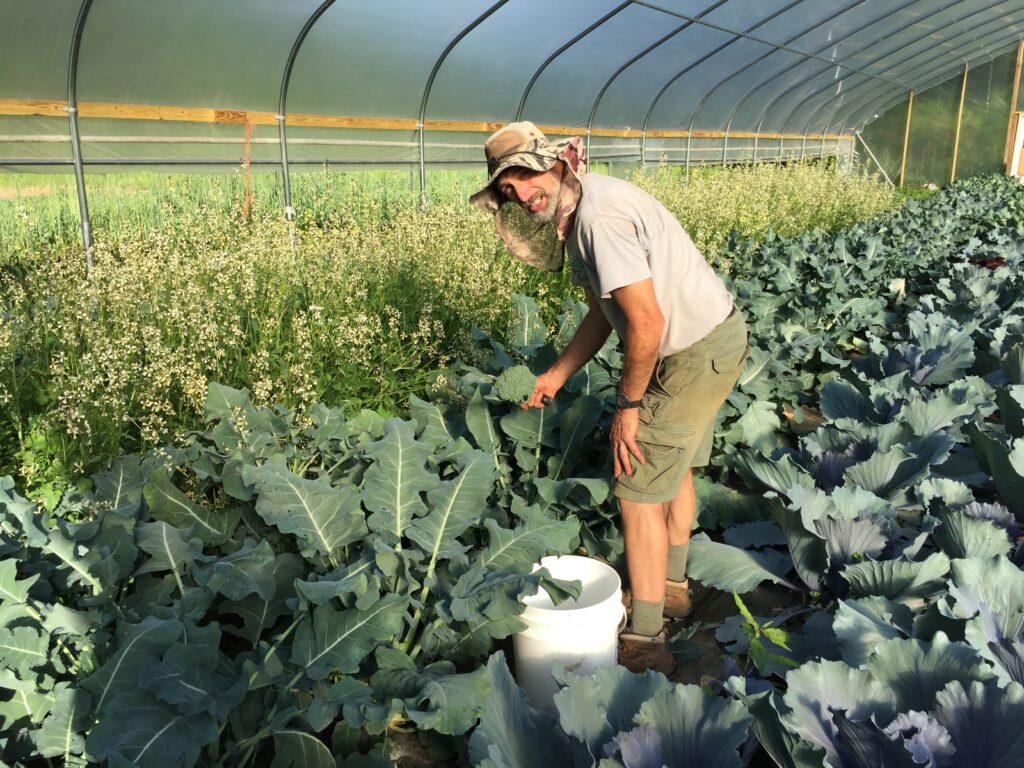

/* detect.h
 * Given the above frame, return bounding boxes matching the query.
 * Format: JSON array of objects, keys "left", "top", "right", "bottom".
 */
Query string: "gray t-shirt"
[{"left": 566, "top": 174, "right": 733, "bottom": 357}]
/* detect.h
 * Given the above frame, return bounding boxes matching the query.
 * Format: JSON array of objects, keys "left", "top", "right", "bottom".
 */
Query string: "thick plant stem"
[
  {"left": 224, "top": 616, "right": 307, "bottom": 767},
  {"left": 236, "top": 670, "right": 304, "bottom": 768}
]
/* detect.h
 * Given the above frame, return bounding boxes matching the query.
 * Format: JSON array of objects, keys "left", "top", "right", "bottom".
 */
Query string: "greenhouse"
[{"left": 2, "top": 1, "right": 1024, "bottom": 766}]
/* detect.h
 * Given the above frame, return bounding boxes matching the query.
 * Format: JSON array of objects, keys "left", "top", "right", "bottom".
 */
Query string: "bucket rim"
[{"left": 521, "top": 554, "right": 623, "bottom": 625}]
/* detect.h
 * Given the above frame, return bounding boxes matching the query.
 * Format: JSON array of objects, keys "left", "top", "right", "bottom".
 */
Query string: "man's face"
[{"left": 496, "top": 165, "right": 562, "bottom": 224}]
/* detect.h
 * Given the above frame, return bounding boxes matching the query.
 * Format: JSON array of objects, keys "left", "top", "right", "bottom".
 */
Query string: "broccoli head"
[{"left": 493, "top": 365, "right": 537, "bottom": 404}]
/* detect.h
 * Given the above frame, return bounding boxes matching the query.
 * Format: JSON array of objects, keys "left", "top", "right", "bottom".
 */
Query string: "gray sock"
[
  {"left": 667, "top": 543, "right": 689, "bottom": 582},
  {"left": 629, "top": 599, "right": 664, "bottom": 636}
]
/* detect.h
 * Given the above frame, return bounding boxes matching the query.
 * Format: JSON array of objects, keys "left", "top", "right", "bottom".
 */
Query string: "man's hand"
[
  {"left": 523, "top": 371, "right": 563, "bottom": 409},
  {"left": 610, "top": 407, "right": 645, "bottom": 476}
]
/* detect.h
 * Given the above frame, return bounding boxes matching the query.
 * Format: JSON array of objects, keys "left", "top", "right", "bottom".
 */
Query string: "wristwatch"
[{"left": 614, "top": 392, "right": 644, "bottom": 409}]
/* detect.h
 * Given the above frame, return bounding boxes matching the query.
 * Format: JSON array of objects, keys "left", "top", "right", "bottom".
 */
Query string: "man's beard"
[{"left": 523, "top": 179, "right": 561, "bottom": 224}]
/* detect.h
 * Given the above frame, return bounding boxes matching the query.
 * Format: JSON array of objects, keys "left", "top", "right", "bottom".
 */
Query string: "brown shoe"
[
  {"left": 621, "top": 579, "right": 692, "bottom": 621},
  {"left": 664, "top": 579, "right": 692, "bottom": 620},
  {"left": 618, "top": 629, "right": 677, "bottom": 676}
]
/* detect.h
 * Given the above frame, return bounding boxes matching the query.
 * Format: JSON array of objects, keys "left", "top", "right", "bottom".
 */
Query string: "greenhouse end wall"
[{"left": 861, "top": 50, "right": 1017, "bottom": 186}]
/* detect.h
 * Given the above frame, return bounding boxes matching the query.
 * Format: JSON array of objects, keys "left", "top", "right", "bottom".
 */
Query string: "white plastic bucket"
[{"left": 513, "top": 555, "right": 625, "bottom": 712}]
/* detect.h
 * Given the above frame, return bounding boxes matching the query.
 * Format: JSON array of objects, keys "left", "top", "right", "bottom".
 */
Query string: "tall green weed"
[
  {"left": 0, "top": 164, "right": 896, "bottom": 503},
  {"left": 631, "top": 162, "right": 898, "bottom": 265}
]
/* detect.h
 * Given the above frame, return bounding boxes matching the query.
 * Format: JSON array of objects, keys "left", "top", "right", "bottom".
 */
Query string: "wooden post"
[
  {"left": 242, "top": 120, "right": 253, "bottom": 220},
  {"left": 899, "top": 91, "right": 914, "bottom": 187},
  {"left": 1005, "top": 41, "right": 1024, "bottom": 171},
  {"left": 951, "top": 64, "right": 969, "bottom": 183}
]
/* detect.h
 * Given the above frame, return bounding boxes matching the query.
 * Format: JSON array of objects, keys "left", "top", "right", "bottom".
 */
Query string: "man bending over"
[{"left": 470, "top": 122, "right": 748, "bottom": 675}]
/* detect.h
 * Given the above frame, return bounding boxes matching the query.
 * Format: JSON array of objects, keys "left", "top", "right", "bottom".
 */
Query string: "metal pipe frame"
[
  {"left": 516, "top": 1, "right": 631, "bottom": 122},
  {"left": 853, "top": 34, "right": 1023, "bottom": 129},
  {"left": 827, "top": 40, "right": 987, "bottom": 179},
  {"left": 776, "top": 1, "right": 953, "bottom": 161},
  {"left": 854, "top": 131, "right": 895, "bottom": 185},
  {"left": 584, "top": 0, "right": 731, "bottom": 160},
  {"left": 797, "top": 24, "right": 1020, "bottom": 158},
  {"left": 849, "top": 32, "right": 1023, "bottom": 133},
  {"left": 818, "top": 31, "right": 1023, "bottom": 147},
  {"left": 681, "top": 5, "right": 836, "bottom": 173},
  {"left": 277, "top": 0, "right": 338, "bottom": 224},
  {"left": 68, "top": 0, "right": 95, "bottom": 275},
  {"left": 830, "top": 35, "right": 1020, "bottom": 168},
  {"left": 776, "top": 1, "right": 1008, "bottom": 146},
  {"left": 638, "top": 0, "right": 931, "bottom": 172},
  {"left": 641, "top": 35, "right": 745, "bottom": 169},
  {"left": 632, "top": 0, "right": 908, "bottom": 88},
  {"left": 1, "top": 158, "right": 483, "bottom": 167},
  {"left": 23, "top": 0, "right": 1022, "bottom": 194},
  {"left": 816, "top": 27, "right": 1023, "bottom": 138},
  {"left": 784, "top": 3, "right": 1021, "bottom": 137},
  {"left": 640, "top": 1, "right": 808, "bottom": 176},
  {"left": 718, "top": 0, "right": 867, "bottom": 167},
  {"left": 418, "top": 0, "right": 508, "bottom": 205},
  {"left": 764, "top": 0, "right": 995, "bottom": 142},
  {"left": 741, "top": 0, "right": 926, "bottom": 162}
]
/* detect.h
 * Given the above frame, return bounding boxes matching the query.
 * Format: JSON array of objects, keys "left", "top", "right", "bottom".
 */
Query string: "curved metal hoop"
[
  {"left": 809, "top": 24, "right": 1023, "bottom": 138},
  {"left": 517, "top": 1, "right": 632, "bottom": 121},
  {"left": 779, "top": 1, "right": 1019, "bottom": 137},
  {"left": 418, "top": 0, "right": 509, "bottom": 203},
  {"left": 277, "top": 0, "right": 338, "bottom": 223},
  {"left": 68, "top": 0, "right": 95, "bottom": 273}
]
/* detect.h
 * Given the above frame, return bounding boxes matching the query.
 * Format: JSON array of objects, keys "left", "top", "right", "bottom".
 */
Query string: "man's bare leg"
[
  {"left": 617, "top": 498, "right": 677, "bottom": 674},
  {"left": 619, "top": 499, "right": 668, "bottom": 605},
  {"left": 620, "top": 469, "right": 695, "bottom": 602},
  {"left": 665, "top": 469, "right": 695, "bottom": 547}
]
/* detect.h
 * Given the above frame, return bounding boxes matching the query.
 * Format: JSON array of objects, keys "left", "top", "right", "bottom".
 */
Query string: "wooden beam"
[
  {"left": 0, "top": 97, "right": 851, "bottom": 143},
  {"left": 899, "top": 91, "right": 914, "bottom": 187},
  {"left": 1006, "top": 41, "right": 1024, "bottom": 171},
  {"left": 82, "top": 101, "right": 276, "bottom": 125},
  {"left": 951, "top": 64, "right": 969, "bottom": 183},
  {"left": 0, "top": 100, "right": 66, "bottom": 118}
]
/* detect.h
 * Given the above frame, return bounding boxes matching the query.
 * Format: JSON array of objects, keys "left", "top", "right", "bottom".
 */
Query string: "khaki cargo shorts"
[{"left": 614, "top": 307, "right": 749, "bottom": 504}]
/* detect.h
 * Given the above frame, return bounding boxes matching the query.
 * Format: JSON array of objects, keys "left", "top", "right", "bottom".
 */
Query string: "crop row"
[
  {"left": 0, "top": 163, "right": 897, "bottom": 508},
  {"left": 0, "top": 174, "right": 1020, "bottom": 766}
]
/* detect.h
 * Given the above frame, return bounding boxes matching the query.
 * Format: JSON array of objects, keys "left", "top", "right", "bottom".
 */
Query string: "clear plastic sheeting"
[
  {"left": 859, "top": 49, "right": 1018, "bottom": 185},
  {"left": 956, "top": 53, "right": 1016, "bottom": 178},
  {"left": 0, "top": 0, "right": 1022, "bottom": 175}
]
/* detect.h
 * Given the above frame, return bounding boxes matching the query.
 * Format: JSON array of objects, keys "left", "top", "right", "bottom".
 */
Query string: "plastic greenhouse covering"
[{"left": 1, "top": 0, "right": 1022, "bottom": 186}]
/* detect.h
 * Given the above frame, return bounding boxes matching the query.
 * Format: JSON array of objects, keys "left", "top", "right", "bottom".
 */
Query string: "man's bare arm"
[
  {"left": 612, "top": 279, "right": 664, "bottom": 401},
  {"left": 525, "top": 288, "right": 612, "bottom": 408},
  {"left": 608, "top": 278, "right": 664, "bottom": 476}
]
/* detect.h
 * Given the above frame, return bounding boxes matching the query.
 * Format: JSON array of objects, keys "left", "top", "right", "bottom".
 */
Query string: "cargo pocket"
[
  {"left": 636, "top": 422, "right": 695, "bottom": 449},
  {"left": 654, "top": 350, "right": 698, "bottom": 397},
  {"left": 639, "top": 394, "right": 661, "bottom": 426},
  {"left": 711, "top": 343, "right": 749, "bottom": 375}
]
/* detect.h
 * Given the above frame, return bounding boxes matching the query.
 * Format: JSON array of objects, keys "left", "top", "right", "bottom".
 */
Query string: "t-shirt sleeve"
[{"left": 582, "top": 214, "right": 651, "bottom": 297}]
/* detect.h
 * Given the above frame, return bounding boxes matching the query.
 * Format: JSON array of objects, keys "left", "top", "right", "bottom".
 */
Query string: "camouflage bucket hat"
[{"left": 470, "top": 121, "right": 587, "bottom": 272}]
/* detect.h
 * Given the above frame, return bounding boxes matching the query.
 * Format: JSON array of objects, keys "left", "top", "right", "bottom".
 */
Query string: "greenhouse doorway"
[{"left": 1012, "top": 115, "right": 1024, "bottom": 178}]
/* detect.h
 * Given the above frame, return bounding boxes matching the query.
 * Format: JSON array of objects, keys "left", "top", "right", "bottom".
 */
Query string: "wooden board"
[{"left": 0, "top": 98, "right": 850, "bottom": 142}]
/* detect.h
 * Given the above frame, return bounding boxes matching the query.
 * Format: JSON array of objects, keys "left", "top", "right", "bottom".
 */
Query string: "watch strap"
[{"left": 615, "top": 392, "right": 644, "bottom": 409}]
